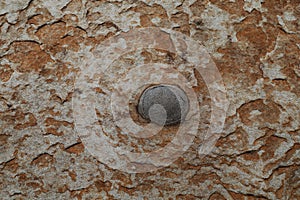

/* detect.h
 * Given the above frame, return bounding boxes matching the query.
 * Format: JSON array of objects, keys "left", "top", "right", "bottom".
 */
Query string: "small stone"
[{"left": 137, "top": 85, "right": 189, "bottom": 126}]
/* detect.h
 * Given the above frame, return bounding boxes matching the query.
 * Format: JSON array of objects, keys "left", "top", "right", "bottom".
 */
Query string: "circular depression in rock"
[{"left": 137, "top": 85, "right": 189, "bottom": 126}]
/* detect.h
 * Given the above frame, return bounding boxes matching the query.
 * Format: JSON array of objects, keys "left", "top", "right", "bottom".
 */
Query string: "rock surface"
[{"left": 0, "top": 0, "right": 299, "bottom": 199}]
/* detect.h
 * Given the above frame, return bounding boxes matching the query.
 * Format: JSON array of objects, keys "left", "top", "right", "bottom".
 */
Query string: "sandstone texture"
[{"left": 0, "top": 0, "right": 300, "bottom": 199}]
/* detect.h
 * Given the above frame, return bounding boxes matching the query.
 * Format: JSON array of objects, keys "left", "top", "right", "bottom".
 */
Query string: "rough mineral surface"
[{"left": 0, "top": 0, "right": 299, "bottom": 200}]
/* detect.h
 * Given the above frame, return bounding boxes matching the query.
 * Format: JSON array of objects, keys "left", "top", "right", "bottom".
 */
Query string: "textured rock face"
[{"left": 0, "top": 0, "right": 299, "bottom": 199}]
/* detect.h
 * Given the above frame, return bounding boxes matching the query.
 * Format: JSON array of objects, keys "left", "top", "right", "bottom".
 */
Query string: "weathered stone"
[{"left": 0, "top": 0, "right": 299, "bottom": 199}]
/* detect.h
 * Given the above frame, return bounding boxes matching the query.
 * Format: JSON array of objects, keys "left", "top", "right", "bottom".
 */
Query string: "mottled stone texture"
[{"left": 0, "top": 0, "right": 299, "bottom": 200}]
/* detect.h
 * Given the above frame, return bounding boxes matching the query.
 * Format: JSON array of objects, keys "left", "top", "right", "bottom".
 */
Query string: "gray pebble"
[{"left": 137, "top": 85, "right": 189, "bottom": 126}]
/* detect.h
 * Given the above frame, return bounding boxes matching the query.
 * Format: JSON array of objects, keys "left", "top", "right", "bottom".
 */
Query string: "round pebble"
[{"left": 137, "top": 85, "right": 189, "bottom": 125}]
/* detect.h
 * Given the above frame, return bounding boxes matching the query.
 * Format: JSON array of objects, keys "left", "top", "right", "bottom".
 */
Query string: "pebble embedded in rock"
[{"left": 137, "top": 85, "right": 189, "bottom": 126}]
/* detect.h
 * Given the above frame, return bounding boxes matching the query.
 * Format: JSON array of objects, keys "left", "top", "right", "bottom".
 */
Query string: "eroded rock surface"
[{"left": 0, "top": 0, "right": 299, "bottom": 199}]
